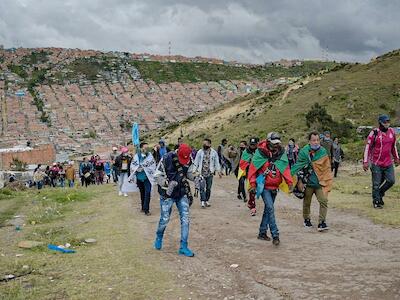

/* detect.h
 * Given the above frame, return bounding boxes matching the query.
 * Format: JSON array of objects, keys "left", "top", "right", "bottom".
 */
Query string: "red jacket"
[{"left": 249, "top": 141, "right": 293, "bottom": 190}]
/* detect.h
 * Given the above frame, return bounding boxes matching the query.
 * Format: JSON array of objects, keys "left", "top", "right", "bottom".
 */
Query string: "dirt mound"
[{"left": 4, "top": 181, "right": 27, "bottom": 191}]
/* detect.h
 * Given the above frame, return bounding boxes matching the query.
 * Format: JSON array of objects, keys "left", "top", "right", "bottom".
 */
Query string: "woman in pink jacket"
[{"left": 363, "top": 114, "right": 399, "bottom": 209}]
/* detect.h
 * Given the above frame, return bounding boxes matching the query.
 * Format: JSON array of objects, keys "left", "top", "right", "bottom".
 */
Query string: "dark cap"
[
  {"left": 378, "top": 114, "right": 390, "bottom": 124},
  {"left": 249, "top": 137, "right": 259, "bottom": 145}
]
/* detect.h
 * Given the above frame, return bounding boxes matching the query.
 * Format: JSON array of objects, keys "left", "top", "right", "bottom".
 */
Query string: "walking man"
[
  {"left": 217, "top": 138, "right": 229, "bottom": 175},
  {"left": 248, "top": 133, "right": 293, "bottom": 245},
  {"left": 291, "top": 131, "right": 333, "bottom": 231},
  {"left": 65, "top": 162, "right": 76, "bottom": 188},
  {"left": 237, "top": 137, "right": 259, "bottom": 216},
  {"left": 285, "top": 138, "right": 299, "bottom": 168},
  {"left": 363, "top": 114, "right": 399, "bottom": 208},
  {"left": 129, "top": 142, "right": 156, "bottom": 215},
  {"left": 193, "top": 138, "right": 222, "bottom": 208},
  {"left": 235, "top": 141, "right": 248, "bottom": 201},
  {"left": 331, "top": 137, "right": 344, "bottom": 178},
  {"left": 153, "top": 144, "right": 195, "bottom": 257}
]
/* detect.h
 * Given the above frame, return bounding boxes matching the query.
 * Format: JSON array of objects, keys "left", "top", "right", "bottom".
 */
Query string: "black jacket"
[{"left": 114, "top": 154, "right": 132, "bottom": 176}]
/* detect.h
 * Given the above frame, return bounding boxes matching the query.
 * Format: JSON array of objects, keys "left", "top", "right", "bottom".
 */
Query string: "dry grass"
[
  {"left": 0, "top": 185, "right": 183, "bottom": 299},
  {"left": 330, "top": 164, "right": 400, "bottom": 227}
]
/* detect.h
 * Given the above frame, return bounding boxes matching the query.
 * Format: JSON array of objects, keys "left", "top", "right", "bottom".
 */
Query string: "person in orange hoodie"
[
  {"left": 65, "top": 162, "right": 76, "bottom": 188},
  {"left": 248, "top": 133, "right": 293, "bottom": 245}
]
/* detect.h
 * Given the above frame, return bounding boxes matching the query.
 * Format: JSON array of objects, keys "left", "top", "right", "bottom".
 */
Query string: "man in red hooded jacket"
[{"left": 248, "top": 133, "right": 293, "bottom": 245}]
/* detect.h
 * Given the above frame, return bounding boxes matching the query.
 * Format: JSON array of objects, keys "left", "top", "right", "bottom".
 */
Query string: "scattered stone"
[
  {"left": 22, "top": 265, "right": 29, "bottom": 270},
  {"left": 230, "top": 264, "right": 239, "bottom": 268},
  {"left": 65, "top": 243, "right": 71, "bottom": 248},
  {"left": 84, "top": 238, "right": 97, "bottom": 244},
  {"left": 5, "top": 274, "right": 15, "bottom": 280},
  {"left": 18, "top": 240, "right": 44, "bottom": 249},
  {"left": 16, "top": 254, "right": 24, "bottom": 257}
]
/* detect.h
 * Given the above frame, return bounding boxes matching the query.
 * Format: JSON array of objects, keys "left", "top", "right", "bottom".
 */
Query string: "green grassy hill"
[
  {"left": 130, "top": 60, "right": 337, "bottom": 83},
  {"left": 149, "top": 49, "right": 400, "bottom": 160}
]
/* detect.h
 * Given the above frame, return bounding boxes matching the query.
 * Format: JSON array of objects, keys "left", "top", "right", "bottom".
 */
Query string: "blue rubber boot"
[
  {"left": 178, "top": 242, "right": 195, "bottom": 257},
  {"left": 154, "top": 236, "right": 163, "bottom": 250}
]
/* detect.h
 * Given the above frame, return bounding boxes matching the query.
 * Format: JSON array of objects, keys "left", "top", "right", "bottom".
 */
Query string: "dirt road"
[{"left": 132, "top": 176, "right": 400, "bottom": 300}]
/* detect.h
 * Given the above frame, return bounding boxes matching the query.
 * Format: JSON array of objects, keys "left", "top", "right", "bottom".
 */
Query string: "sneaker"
[
  {"left": 123, "top": 193, "right": 128, "bottom": 197},
  {"left": 145, "top": 211, "right": 151, "bottom": 216},
  {"left": 373, "top": 202, "right": 383, "bottom": 209},
  {"left": 243, "top": 198, "right": 247, "bottom": 203},
  {"left": 237, "top": 194, "right": 242, "bottom": 200},
  {"left": 118, "top": 191, "right": 123, "bottom": 196},
  {"left": 250, "top": 210, "right": 256, "bottom": 217},
  {"left": 205, "top": 201, "right": 211, "bottom": 207},
  {"left": 317, "top": 221, "right": 329, "bottom": 232},
  {"left": 304, "top": 219, "right": 313, "bottom": 228},
  {"left": 257, "top": 233, "right": 271, "bottom": 241},
  {"left": 272, "top": 237, "right": 280, "bottom": 246},
  {"left": 201, "top": 201, "right": 206, "bottom": 208},
  {"left": 178, "top": 247, "right": 195, "bottom": 257},
  {"left": 154, "top": 237, "right": 163, "bottom": 250}
]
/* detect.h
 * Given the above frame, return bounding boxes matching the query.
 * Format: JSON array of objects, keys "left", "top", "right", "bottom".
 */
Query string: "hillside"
[
  {"left": 155, "top": 50, "right": 400, "bottom": 160},
  {"left": 0, "top": 47, "right": 336, "bottom": 156}
]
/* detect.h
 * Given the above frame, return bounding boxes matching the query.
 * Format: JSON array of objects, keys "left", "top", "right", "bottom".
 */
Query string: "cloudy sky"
[{"left": 1, "top": 0, "right": 399, "bottom": 63}]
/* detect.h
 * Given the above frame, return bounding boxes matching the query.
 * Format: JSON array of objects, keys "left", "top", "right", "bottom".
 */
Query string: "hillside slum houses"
[{"left": 0, "top": 48, "right": 291, "bottom": 156}]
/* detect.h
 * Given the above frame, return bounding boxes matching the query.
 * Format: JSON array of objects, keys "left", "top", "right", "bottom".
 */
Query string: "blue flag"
[{"left": 132, "top": 123, "right": 140, "bottom": 146}]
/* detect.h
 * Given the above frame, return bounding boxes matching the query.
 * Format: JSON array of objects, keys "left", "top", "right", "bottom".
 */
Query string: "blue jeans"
[
  {"left": 259, "top": 189, "right": 279, "bottom": 238},
  {"left": 200, "top": 175, "right": 213, "bottom": 202},
  {"left": 37, "top": 181, "right": 43, "bottom": 190},
  {"left": 371, "top": 164, "right": 395, "bottom": 203},
  {"left": 156, "top": 195, "right": 190, "bottom": 245},
  {"left": 67, "top": 179, "right": 74, "bottom": 188},
  {"left": 137, "top": 178, "right": 152, "bottom": 213}
]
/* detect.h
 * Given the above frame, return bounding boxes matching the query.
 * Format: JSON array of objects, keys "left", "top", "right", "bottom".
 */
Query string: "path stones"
[
  {"left": 17, "top": 240, "right": 44, "bottom": 249},
  {"left": 84, "top": 238, "right": 97, "bottom": 244}
]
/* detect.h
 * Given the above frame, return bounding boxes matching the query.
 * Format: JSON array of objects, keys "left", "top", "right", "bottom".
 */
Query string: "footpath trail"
[
  {"left": 1, "top": 176, "right": 399, "bottom": 299},
  {"left": 132, "top": 176, "right": 400, "bottom": 300}
]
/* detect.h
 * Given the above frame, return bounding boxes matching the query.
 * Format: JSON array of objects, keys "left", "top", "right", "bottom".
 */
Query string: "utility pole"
[{"left": 168, "top": 41, "right": 171, "bottom": 57}]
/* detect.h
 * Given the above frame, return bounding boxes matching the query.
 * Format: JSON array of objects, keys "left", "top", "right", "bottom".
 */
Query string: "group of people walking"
[
  {"left": 32, "top": 161, "right": 76, "bottom": 189},
  {"left": 69, "top": 113, "right": 398, "bottom": 258}
]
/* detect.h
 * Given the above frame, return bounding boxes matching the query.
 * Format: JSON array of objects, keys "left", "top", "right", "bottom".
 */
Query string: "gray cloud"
[{"left": 1, "top": 0, "right": 399, "bottom": 63}]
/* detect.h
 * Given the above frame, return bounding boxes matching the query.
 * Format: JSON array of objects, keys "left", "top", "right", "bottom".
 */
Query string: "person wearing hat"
[
  {"left": 363, "top": 114, "right": 399, "bottom": 209},
  {"left": 291, "top": 131, "right": 333, "bottom": 231},
  {"left": 114, "top": 146, "right": 132, "bottom": 196},
  {"left": 153, "top": 143, "right": 196, "bottom": 257},
  {"left": 248, "top": 133, "right": 293, "bottom": 245},
  {"left": 237, "top": 137, "right": 259, "bottom": 216}
]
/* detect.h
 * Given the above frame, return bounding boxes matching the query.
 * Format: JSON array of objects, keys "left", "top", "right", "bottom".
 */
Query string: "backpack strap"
[{"left": 371, "top": 129, "right": 379, "bottom": 150}]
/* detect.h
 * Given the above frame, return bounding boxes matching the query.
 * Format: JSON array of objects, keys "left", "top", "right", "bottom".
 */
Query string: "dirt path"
[{"left": 131, "top": 176, "right": 400, "bottom": 300}]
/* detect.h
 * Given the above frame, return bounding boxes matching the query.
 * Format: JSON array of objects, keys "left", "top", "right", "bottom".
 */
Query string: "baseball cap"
[
  {"left": 378, "top": 114, "right": 390, "bottom": 123},
  {"left": 178, "top": 144, "right": 192, "bottom": 165},
  {"left": 267, "top": 132, "right": 281, "bottom": 144},
  {"left": 249, "top": 137, "right": 259, "bottom": 145}
]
